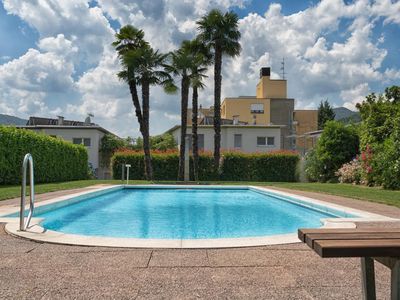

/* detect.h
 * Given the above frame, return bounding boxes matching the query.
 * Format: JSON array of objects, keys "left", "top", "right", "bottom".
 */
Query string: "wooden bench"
[{"left": 298, "top": 228, "right": 400, "bottom": 300}]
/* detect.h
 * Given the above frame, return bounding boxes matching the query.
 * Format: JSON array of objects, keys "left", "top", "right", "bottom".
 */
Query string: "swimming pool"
[
  {"left": 2, "top": 185, "right": 389, "bottom": 248},
  {"left": 10, "top": 186, "right": 354, "bottom": 239}
]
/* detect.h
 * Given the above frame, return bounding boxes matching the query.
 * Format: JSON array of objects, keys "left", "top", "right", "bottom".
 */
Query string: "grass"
[
  {"left": 0, "top": 179, "right": 399, "bottom": 208},
  {"left": 0, "top": 180, "right": 147, "bottom": 201}
]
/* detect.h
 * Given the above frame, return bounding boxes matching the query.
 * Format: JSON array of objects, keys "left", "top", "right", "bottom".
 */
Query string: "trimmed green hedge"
[
  {"left": 112, "top": 152, "right": 217, "bottom": 181},
  {"left": 221, "top": 152, "right": 299, "bottom": 182},
  {"left": 0, "top": 126, "right": 88, "bottom": 184},
  {"left": 112, "top": 151, "right": 299, "bottom": 182}
]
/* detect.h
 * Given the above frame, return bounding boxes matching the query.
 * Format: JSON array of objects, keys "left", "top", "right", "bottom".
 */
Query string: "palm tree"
[
  {"left": 197, "top": 9, "right": 241, "bottom": 171},
  {"left": 166, "top": 41, "right": 195, "bottom": 181},
  {"left": 186, "top": 40, "right": 211, "bottom": 181},
  {"left": 113, "top": 26, "right": 172, "bottom": 180}
]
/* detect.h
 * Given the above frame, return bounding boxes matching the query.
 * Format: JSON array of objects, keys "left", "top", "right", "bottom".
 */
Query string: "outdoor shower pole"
[{"left": 126, "top": 164, "right": 131, "bottom": 185}]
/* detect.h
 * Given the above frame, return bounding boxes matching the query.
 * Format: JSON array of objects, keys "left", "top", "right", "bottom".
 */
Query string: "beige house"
[
  {"left": 18, "top": 116, "right": 116, "bottom": 179},
  {"left": 169, "top": 124, "right": 282, "bottom": 153},
  {"left": 191, "top": 67, "right": 318, "bottom": 152}
]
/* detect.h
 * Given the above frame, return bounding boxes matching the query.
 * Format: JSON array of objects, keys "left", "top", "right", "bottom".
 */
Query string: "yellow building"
[{"left": 190, "top": 67, "right": 318, "bottom": 152}]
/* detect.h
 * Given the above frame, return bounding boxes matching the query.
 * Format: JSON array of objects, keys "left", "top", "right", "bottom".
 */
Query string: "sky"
[{"left": 0, "top": 0, "right": 399, "bottom": 138}]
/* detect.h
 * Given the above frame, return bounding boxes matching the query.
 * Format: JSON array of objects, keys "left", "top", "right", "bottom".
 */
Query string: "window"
[
  {"left": 73, "top": 138, "right": 91, "bottom": 147},
  {"left": 188, "top": 134, "right": 204, "bottom": 151},
  {"left": 234, "top": 134, "right": 242, "bottom": 148},
  {"left": 250, "top": 103, "right": 264, "bottom": 114},
  {"left": 257, "top": 137, "right": 266, "bottom": 146},
  {"left": 257, "top": 136, "right": 275, "bottom": 147},
  {"left": 198, "top": 134, "right": 204, "bottom": 150},
  {"left": 83, "top": 138, "right": 91, "bottom": 147}
]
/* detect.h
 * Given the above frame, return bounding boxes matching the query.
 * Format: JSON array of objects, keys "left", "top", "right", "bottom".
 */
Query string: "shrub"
[
  {"left": 99, "top": 134, "right": 126, "bottom": 168},
  {"left": 221, "top": 151, "right": 299, "bottom": 182},
  {"left": 305, "top": 121, "right": 359, "bottom": 182},
  {"left": 0, "top": 126, "right": 88, "bottom": 184},
  {"left": 112, "top": 150, "right": 219, "bottom": 181},
  {"left": 112, "top": 150, "right": 300, "bottom": 182},
  {"left": 356, "top": 87, "right": 400, "bottom": 189},
  {"left": 335, "top": 159, "right": 362, "bottom": 184},
  {"left": 372, "top": 130, "right": 400, "bottom": 189}
]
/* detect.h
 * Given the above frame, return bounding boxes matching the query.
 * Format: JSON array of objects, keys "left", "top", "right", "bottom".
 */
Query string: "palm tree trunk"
[
  {"left": 129, "top": 82, "right": 144, "bottom": 133},
  {"left": 141, "top": 80, "right": 153, "bottom": 180},
  {"left": 213, "top": 45, "right": 222, "bottom": 172},
  {"left": 192, "top": 86, "right": 199, "bottom": 181},
  {"left": 178, "top": 76, "right": 190, "bottom": 181}
]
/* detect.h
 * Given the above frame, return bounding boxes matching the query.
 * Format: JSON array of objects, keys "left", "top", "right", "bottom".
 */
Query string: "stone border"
[{"left": 1, "top": 185, "right": 397, "bottom": 248}]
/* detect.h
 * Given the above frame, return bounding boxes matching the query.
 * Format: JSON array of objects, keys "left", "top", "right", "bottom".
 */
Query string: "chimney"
[
  {"left": 57, "top": 116, "right": 64, "bottom": 125},
  {"left": 85, "top": 113, "right": 94, "bottom": 125},
  {"left": 259, "top": 67, "right": 270, "bottom": 78}
]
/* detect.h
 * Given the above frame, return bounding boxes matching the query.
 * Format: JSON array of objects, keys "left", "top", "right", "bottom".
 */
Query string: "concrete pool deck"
[{"left": 1, "top": 185, "right": 400, "bottom": 298}]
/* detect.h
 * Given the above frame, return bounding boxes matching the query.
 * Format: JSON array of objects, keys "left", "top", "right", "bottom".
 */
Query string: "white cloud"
[
  {"left": 3, "top": 0, "right": 114, "bottom": 64},
  {"left": 1, "top": 0, "right": 400, "bottom": 137},
  {"left": 340, "top": 83, "right": 371, "bottom": 110},
  {"left": 0, "top": 48, "right": 75, "bottom": 93}
]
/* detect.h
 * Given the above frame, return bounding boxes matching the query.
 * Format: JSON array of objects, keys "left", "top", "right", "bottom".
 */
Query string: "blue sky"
[{"left": 0, "top": 0, "right": 399, "bottom": 137}]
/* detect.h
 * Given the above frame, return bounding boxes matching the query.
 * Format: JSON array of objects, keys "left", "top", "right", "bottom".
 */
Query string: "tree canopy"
[{"left": 318, "top": 99, "right": 335, "bottom": 130}]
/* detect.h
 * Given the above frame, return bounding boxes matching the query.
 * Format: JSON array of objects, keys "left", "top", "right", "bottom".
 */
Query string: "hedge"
[
  {"left": 112, "top": 151, "right": 299, "bottom": 182},
  {"left": 112, "top": 151, "right": 217, "bottom": 181},
  {"left": 0, "top": 126, "right": 88, "bottom": 184},
  {"left": 221, "top": 152, "right": 299, "bottom": 182}
]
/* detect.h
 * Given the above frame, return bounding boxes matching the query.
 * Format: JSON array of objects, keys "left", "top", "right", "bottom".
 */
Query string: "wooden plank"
[
  {"left": 298, "top": 228, "right": 400, "bottom": 243},
  {"left": 305, "top": 232, "right": 400, "bottom": 248},
  {"left": 313, "top": 239, "right": 400, "bottom": 258}
]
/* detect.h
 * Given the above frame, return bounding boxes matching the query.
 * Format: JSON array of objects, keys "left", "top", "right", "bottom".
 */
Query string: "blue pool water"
[{"left": 33, "top": 188, "right": 345, "bottom": 239}]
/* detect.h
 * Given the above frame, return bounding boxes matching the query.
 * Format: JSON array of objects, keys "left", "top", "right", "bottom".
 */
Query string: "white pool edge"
[{"left": 1, "top": 184, "right": 397, "bottom": 249}]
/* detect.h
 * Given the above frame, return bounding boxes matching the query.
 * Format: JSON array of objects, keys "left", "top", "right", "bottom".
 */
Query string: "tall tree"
[
  {"left": 197, "top": 9, "right": 241, "bottom": 171},
  {"left": 318, "top": 99, "right": 336, "bottom": 130},
  {"left": 166, "top": 41, "right": 196, "bottom": 180},
  {"left": 187, "top": 39, "right": 211, "bottom": 181},
  {"left": 113, "top": 25, "right": 171, "bottom": 180}
]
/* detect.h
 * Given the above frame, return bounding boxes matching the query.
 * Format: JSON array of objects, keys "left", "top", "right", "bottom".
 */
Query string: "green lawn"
[{"left": 0, "top": 180, "right": 399, "bottom": 208}]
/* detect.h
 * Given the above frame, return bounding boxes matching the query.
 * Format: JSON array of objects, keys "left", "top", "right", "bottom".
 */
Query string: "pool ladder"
[{"left": 19, "top": 153, "right": 35, "bottom": 231}]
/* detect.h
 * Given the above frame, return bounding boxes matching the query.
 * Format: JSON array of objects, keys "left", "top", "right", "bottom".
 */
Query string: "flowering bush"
[
  {"left": 335, "top": 159, "right": 362, "bottom": 184},
  {"left": 359, "top": 144, "right": 374, "bottom": 185}
]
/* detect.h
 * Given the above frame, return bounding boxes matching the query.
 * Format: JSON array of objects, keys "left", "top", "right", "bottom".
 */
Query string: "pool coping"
[{"left": 1, "top": 185, "right": 397, "bottom": 248}]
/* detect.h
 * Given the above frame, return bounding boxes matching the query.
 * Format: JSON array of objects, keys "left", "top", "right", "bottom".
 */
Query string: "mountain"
[
  {"left": 333, "top": 107, "right": 361, "bottom": 124},
  {"left": 0, "top": 114, "right": 27, "bottom": 125}
]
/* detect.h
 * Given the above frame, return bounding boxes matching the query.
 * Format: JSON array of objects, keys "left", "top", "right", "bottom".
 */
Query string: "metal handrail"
[{"left": 19, "top": 153, "right": 35, "bottom": 231}]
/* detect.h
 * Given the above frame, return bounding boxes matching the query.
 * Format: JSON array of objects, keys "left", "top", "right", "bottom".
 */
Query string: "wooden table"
[{"left": 298, "top": 228, "right": 400, "bottom": 300}]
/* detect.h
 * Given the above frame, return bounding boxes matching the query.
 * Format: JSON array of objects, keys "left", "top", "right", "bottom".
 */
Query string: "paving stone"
[
  {"left": 0, "top": 249, "right": 152, "bottom": 270},
  {"left": 1, "top": 186, "right": 400, "bottom": 299},
  {"left": 149, "top": 249, "right": 209, "bottom": 267}
]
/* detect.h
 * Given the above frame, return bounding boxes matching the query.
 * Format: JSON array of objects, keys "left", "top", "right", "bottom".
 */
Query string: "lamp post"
[{"left": 125, "top": 164, "right": 131, "bottom": 185}]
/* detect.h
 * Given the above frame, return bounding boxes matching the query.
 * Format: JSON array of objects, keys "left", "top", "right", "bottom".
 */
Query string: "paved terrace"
[{"left": 1, "top": 185, "right": 400, "bottom": 299}]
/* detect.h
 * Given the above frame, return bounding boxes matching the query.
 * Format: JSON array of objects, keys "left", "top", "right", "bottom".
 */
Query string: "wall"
[
  {"left": 270, "top": 98, "right": 295, "bottom": 150},
  {"left": 28, "top": 128, "right": 104, "bottom": 171},
  {"left": 256, "top": 76, "right": 287, "bottom": 99},
  {"left": 171, "top": 126, "right": 281, "bottom": 153},
  {"left": 221, "top": 98, "right": 270, "bottom": 125},
  {"left": 293, "top": 110, "right": 318, "bottom": 153}
]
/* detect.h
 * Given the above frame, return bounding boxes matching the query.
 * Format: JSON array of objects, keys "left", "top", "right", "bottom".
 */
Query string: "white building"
[
  {"left": 18, "top": 116, "right": 117, "bottom": 179},
  {"left": 168, "top": 124, "right": 283, "bottom": 153}
]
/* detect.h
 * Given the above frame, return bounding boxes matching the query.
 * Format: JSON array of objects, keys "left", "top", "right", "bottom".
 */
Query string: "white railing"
[{"left": 19, "top": 153, "right": 35, "bottom": 231}]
